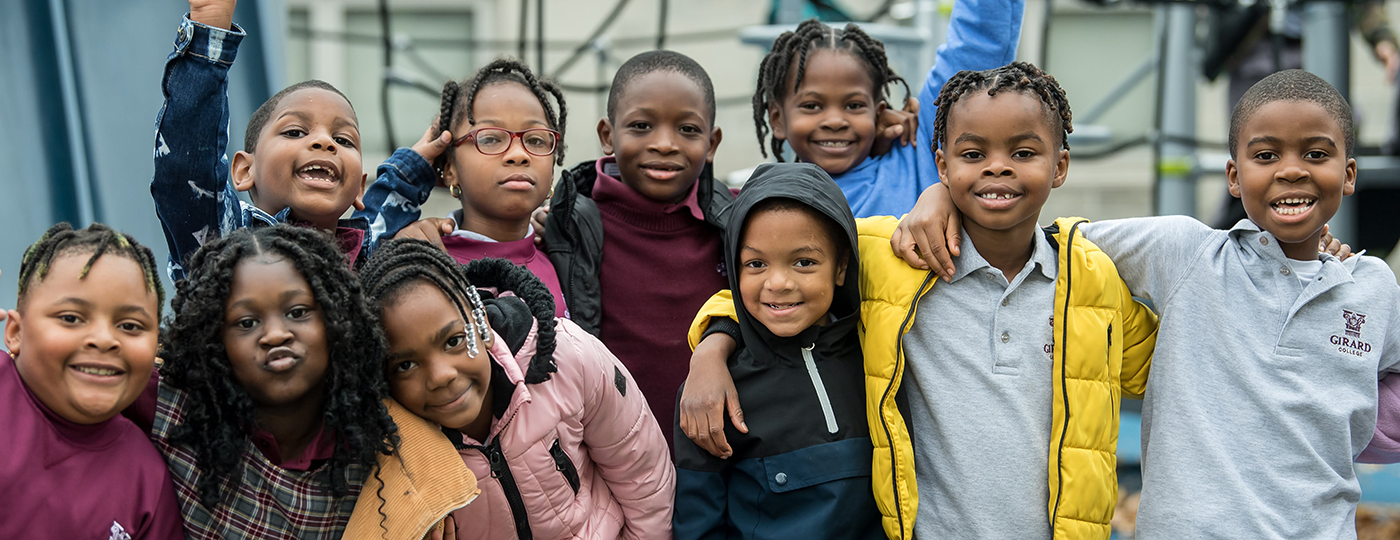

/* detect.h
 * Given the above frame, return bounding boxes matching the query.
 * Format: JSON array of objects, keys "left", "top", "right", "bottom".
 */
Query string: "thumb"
[
  {"left": 726, "top": 390, "right": 747, "bottom": 433},
  {"left": 440, "top": 217, "right": 456, "bottom": 235}
]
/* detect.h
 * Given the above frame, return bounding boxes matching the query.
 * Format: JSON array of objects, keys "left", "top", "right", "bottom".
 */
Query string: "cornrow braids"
[
  {"left": 752, "top": 19, "right": 910, "bottom": 160},
  {"left": 932, "top": 61, "right": 1074, "bottom": 151},
  {"left": 16, "top": 222, "right": 164, "bottom": 310},
  {"left": 360, "top": 240, "right": 559, "bottom": 384},
  {"left": 161, "top": 224, "right": 397, "bottom": 508},
  {"left": 434, "top": 58, "right": 569, "bottom": 171}
]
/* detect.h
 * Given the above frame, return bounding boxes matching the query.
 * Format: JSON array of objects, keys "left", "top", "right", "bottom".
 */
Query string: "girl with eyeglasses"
[{"left": 357, "top": 59, "right": 571, "bottom": 317}]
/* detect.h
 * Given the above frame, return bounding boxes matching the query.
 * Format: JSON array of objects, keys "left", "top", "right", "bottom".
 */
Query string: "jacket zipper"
[
  {"left": 475, "top": 436, "right": 534, "bottom": 540},
  {"left": 549, "top": 439, "right": 582, "bottom": 494},
  {"left": 1048, "top": 220, "right": 1087, "bottom": 537},
  {"left": 801, "top": 344, "right": 839, "bottom": 434},
  {"left": 888, "top": 271, "right": 937, "bottom": 540}
]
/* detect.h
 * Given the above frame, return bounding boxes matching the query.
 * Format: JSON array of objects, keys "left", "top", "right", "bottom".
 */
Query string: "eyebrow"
[
  {"left": 795, "top": 90, "right": 870, "bottom": 100},
  {"left": 1008, "top": 132, "right": 1044, "bottom": 144},
  {"left": 1246, "top": 136, "right": 1283, "bottom": 147},
  {"left": 54, "top": 297, "right": 93, "bottom": 309},
  {"left": 431, "top": 320, "right": 460, "bottom": 344},
  {"left": 114, "top": 305, "right": 153, "bottom": 319},
  {"left": 954, "top": 133, "right": 987, "bottom": 145},
  {"left": 276, "top": 111, "right": 359, "bottom": 132},
  {"left": 624, "top": 107, "right": 704, "bottom": 120},
  {"left": 474, "top": 118, "right": 549, "bottom": 128}
]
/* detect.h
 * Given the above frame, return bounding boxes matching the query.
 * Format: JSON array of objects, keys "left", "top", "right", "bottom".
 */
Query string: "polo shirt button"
[
  {"left": 1280, "top": 267, "right": 1291, "bottom": 276},
  {"left": 1001, "top": 297, "right": 1010, "bottom": 306},
  {"left": 1260, "top": 237, "right": 1269, "bottom": 246},
  {"left": 1001, "top": 332, "right": 1010, "bottom": 343},
  {"left": 775, "top": 473, "right": 788, "bottom": 486}
]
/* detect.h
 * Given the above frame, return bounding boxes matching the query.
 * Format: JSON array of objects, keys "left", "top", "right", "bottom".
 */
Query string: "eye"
[
  {"left": 235, "top": 318, "right": 259, "bottom": 330},
  {"left": 282, "top": 128, "right": 306, "bottom": 138},
  {"left": 680, "top": 125, "right": 702, "bottom": 135},
  {"left": 961, "top": 150, "right": 984, "bottom": 160},
  {"left": 118, "top": 321, "right": 146, "bottom": 333},
  {"left": 794, "top": 258, "right": 818, "bottom": 268},
  {"left": 627, "top": 121, "right": 651, "bottom": 131},
  {"left": 744, "top": 260, "right": 767, "bottom": 269},
  {"left": 845, "top": 101, "right": 868, "bottom": 111},
  {"left": 1013, "top": 149, "right": 1036, "bottom": 159},
  {"left": 57, "top": 314, "right": 82, "bottom": 325},
  {"left": 476, "top": 133, "right": 504, "bottom": 146},
  {"left": 287, "top": 306, "right": 312, "bottom": 320},
  {"left": 445, "top": 333, "right": 467, "bottom": 351},
  {"left": 1304, "top": 150, "right": 1329, "bottom": 160},
  {"left": 1253, "top": 151, "right": 1278, "bottom": 161},
  {"left": 798, "top": 102, "right": 820, "bottom": 112},
  {"left": 334, "top": 136, "right": 356, "bottom": 148},
  {"left": 392, "top": 360, "right": 419, "bottom": 374}
]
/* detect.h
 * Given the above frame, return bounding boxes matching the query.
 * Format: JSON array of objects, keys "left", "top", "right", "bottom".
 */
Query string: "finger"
[
  {"left": 892, "top": 225, "right": 928, "bottom": 269},
  {"left": 444, "top": 515, "right": 456, "bottom": 540},
  {"left": 884, "top": 124, "right": 904, "bottom": 142},
  {"left": 726, "top": 390, "right": 747, "bottom": 433},
  {"left": 904, "top": 96, "right": 920, "bottom": 115},
  {"left": 946, "top": 212, "right": 963, "bottom": 258},
  {"left": 901, "top": 115, "right": 917, "bottom": 146},
  {"left": 439, "top": 217, "right": 456, "bottom": 235},
  {"left": 1337, "top": 243, "right": 1353, "bottom": 261},
  {"left": 705, "top": 398, "right": 733, "bottom": 458},
  {"left": 909, "top": 221, "right": 944, "bottom": 277}
]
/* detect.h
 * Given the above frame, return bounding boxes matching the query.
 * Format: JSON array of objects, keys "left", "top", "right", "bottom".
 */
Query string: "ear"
[
  {"left": 597, "top": 118, "right": 615, "bottom": 155},
  {"left": 876, "top": 100, "right": 889, "bottom": 117},
  {"left": 4, "top": 309, "right": 21, "bottom": 357},
  {"left": 352, "top": 172, "right": 368, "bottom": 211},
  {"left": 231, "top": 151, "right": 256, "bottom": 193},
  {"left": 1226, "top": 159, "right": 1242, "bottom": 198},
  {"left": 1343, "top": 157, "right": 1357, "bottom": 196},
  {"left": 935, "top": 148, "right": 948, "bottom": 181},
  {"left": 706, "top": 126, "right": 724, "bottom": 163},
  {"left": 1051, "top": 149, "right": 1070, "bottom": 189},
  {"left": 834, "top": 255, "right": 849, "bottom": 287},
  {"left": 768, "top": 103, "right": 787, "bottom": 141}
]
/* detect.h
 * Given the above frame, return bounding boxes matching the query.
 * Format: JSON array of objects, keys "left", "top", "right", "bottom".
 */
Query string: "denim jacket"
[
  {"left": 151, "top": 17, "right": 419, "bottom": 281},
  {"left": 352, "top": 147, "right": 439, "bottom": 242}
]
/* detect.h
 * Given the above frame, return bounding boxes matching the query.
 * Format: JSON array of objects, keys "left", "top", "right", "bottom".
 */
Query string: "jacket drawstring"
[{"left": 802, "top": 344, "right": 839, "bottom": 434}]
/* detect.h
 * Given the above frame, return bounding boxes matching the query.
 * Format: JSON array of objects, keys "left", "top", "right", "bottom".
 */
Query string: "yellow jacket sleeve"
[
  {"left": 1118, "top": 287, "right": 1158, "bottom": 399},
  {"left": 687, "top": 290, "right": 737, "bottom": 351}
]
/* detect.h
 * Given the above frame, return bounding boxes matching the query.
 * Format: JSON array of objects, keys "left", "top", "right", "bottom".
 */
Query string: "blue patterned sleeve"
[
  {"left": 355, "top": 147, "right": 442, "bottom": 243},
  {"left": 150, "top": 16, "right": 245, "bottom": 282}
]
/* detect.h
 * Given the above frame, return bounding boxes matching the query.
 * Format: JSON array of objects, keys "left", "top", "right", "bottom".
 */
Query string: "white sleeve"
[{"left": 1077, "top": 215, "right": 1219, "bottom": 304}]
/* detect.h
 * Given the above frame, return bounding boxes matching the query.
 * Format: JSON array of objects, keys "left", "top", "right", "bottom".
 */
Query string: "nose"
[
  {"left": 308, "top": 129, "right": 338, "bottom": 153},
  {"left": 818, "top": 110, "right": 850, "bottom": 131},
  {"left": 982, "top": 155, "right": 1013, "bottom": 177},
  {"left": 84, "top": 323, "right": 120, "bottom": 353},
  {"left": 258, "top": 317, "right": 294, "bottom": 348},
  {"left": 765, "top": 268, "right": 796, "bottom": 293},
  {"left": 1275, "top": 157, "right": 1310, "bottom": 183},
  {"left": 647, "top": 130, "right": 680, "bottom": 155},
  {"left": 425, "top": 356, "right": 457, "bottom": 390},
  {"left": 502, "top": 134, "right": 532, "bottom": 165}
]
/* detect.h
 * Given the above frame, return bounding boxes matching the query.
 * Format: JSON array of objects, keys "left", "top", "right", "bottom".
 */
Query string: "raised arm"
[
  {"left": 150, "top": 2, "right": 245, "bottom": 282},
  {"left": 355, "top": 123, "right": 453, "bottom": 244}
]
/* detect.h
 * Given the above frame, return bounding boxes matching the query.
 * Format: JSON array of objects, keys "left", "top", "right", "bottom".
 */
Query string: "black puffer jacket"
[{"left": 543, "top": 158, "right": 736, "bottom": 336}]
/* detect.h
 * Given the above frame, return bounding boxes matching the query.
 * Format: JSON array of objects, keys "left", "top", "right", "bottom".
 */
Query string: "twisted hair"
[
  {"left": 246, "top": 80, "right": 353, "bottom": 151},
  {"left": 161, "top": 224, "right": 397, "bottom": 508},
  {"left": 360, "top": 240, "right": 558, "bottom": 384},
  {"left": 435, "top": 58, "right": 568, "bottom": 171},
  {"left": 17, "top": 222, "right": 163, "bottom": 310},
  {"left": 752, "top": 19, "right": 910, "bottom": 160},
  {"left": 932, "top": 61, "right": 1073, "bottom": 151}
]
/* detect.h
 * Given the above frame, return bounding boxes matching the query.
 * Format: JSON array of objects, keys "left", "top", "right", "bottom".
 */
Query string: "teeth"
[
  {"left": 816, "top": 141, "right": 851, "bottom": 147},
  {"left": 1271, "top": 198, "right": 1315, "bottom": 214},
  {"left": 75, "top": 366, "right": 119, "bottom": 376},
  {"left": 977, "top": 193, "right": 1017, "bottom": 200}
]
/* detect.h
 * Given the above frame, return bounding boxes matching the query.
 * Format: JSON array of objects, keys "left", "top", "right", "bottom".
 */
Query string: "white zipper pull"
[{"left": 802, "top": 344, "right": 839, "bottom": 434}]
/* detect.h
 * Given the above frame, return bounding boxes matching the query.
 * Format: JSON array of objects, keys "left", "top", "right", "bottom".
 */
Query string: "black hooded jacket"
[{"left": 672, "top": 163, "right": 882, "bottom": 540}]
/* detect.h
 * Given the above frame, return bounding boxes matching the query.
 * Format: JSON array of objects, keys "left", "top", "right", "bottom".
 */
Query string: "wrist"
[{"left": 190, "top": 10, "right": 233, "bottom": 31}]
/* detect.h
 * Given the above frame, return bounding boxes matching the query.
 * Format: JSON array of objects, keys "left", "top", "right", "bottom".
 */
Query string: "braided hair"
[
  {"left": 161, "top": 224, "right": 397, "bottom": 508},
  {"left": 932, "top": 62, "right": 1074, "bottom": 151},
  {"left": 360, "top": 239, "right": 558, "bottom": 384},
  {"left": 16, "top": 222, "right": 163, "bottom": 310},
  {"left": 435, "top": 58, "right": 568, "bottom": 171},
  {"left": 752, "top": 19, "right": 910, "bottom": 160}
]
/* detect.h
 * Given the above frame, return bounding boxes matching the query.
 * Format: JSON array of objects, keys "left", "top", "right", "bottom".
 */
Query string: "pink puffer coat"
[{"left": 449, "top": 317, "right": 675, "bottom": 540}]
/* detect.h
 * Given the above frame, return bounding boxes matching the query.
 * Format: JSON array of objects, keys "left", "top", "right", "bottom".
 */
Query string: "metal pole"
[
  {"left": 47, "top": 0, "right": 96, "bottom": 226},
  {"left": 1155, "top": 4, "right": 1198, "bottom": 217},
  {"left": 1302, "top": 1, "right": 1356, "bottom": 242}
]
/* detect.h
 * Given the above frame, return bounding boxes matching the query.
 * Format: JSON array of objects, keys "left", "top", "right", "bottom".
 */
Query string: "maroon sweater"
[
  {"left": 590, "top": 159, "right": 728, "bottom": 448},
  {"left": 0, "top": 351, "right": 185, "bottom": 539}
]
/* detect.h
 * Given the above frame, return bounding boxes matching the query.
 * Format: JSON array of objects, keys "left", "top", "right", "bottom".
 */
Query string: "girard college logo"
[{"left": 1331, "top": 310, "right": 1371, "bottom": 356}]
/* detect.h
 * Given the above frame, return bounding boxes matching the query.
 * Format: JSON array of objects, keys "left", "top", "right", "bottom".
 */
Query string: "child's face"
[
  {"left": 443, "top": 82, "right": 557, "bottom": 226},
  {"left": 4, "top": 253, "right": 159, "bottom": 424},
  {"left": 381, "top": 283, "right": 493, "bottom": 434},
  {"left": 1227, "top": 100, "right": 1357, "bottom": 260},
  {"left": 738, "top": 208, "right": 848, "bottom": 338},
  {"left": 221, "top": 255, "right": 330, "bottom": 411},
  {"left": 232, "top": 88, "right": 368, "bottom": 230},
  {"left": 935, "top": 91, "right": 1068, "bottom": 237},
  {"left": 770, "top": 49, "right": 884, "bottom": 176},
  {"left": 599, "top": 71, "right": 722, "bottom": 203}
]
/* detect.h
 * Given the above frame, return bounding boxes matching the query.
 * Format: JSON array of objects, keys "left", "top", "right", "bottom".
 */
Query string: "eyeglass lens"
[{"left": 475, "top": 128, "right": 556, "bottom": 156}]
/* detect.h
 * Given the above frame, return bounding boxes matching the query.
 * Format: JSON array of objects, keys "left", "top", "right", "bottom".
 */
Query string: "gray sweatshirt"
[{"left": 1079, "top": 216, "right": 1400, "bottom": 540}]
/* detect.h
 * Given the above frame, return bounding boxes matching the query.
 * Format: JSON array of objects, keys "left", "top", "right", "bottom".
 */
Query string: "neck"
[
  {"left": 459, "top": 204, "right": 530, "bottom": 242},
  {"left": 1279, "top": 231, "right": 1324, "bottom": 261},
  {"left": 963, "top": 218, "right": 1039, "bottom": 282},
  {"left": 462, "top": 381, "right": 494, "bottom": 442},
  {"left": 273, "top": 205, "right": 340, "bottom": 233},
  {"left": 252, "top": 385, "right": 327, "bottom": 463}
]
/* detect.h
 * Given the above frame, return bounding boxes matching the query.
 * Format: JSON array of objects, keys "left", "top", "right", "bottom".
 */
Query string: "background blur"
[{"left": 2, "top": 1, "right": 1399, "bottom": 534}]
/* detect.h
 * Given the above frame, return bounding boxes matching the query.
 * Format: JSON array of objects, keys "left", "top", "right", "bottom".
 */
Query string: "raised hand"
[{"left": 188, "top": 0, "right": 237, "bottom": 30}]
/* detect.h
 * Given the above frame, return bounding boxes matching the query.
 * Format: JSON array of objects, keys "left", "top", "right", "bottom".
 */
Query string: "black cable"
[
  {"left": 536, "top": 0, "right": 545, "bottom": 70},
  {"left": 518, "top": 0, "right": 528, "bottom": 60},
  {"left": 378, "top": 0, "right": 397, "bottom": 152},
  {"left": 550, "top": 0, "right": 632, "bottom": 80},
  {"left": 657, "top": 0, "right": 669, "bottom": 49}
]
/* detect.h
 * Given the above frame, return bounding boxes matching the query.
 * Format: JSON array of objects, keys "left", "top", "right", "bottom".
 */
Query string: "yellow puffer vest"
[{"left": 689, "top": 216, "right": 1158, "bottom": 540}]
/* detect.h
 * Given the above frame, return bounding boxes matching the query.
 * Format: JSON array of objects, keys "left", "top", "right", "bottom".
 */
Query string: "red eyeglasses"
[{"left": 452, "top": 127, "right": 561, "bottom": 157}]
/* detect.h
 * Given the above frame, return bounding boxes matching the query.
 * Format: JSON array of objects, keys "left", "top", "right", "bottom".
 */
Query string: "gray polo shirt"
[
  {"left": 1079, "top": 217, "right": 1400, "bottom": 540},
  {"left": 904, "top": 228, "right": 1058, "bottom": 540}
]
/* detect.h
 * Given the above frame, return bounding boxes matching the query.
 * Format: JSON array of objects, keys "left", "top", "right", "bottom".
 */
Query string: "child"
[
  {"left": 152, "top": 0, "right": 426, "bottom": 280},
  {"left": 895, "top": 69, "right": 1400, "bottom": 539},
  {"left": 1, "top": 223, "right": 184, "bottom": 539},
  {"left": 673, "top": 163, "right": 882, "bottom": 539},
  {"left": 750, "top": 0, "right": 1023, "bottom": 218},
  {"left": 685, "top": 63, "right": 1160, "bottom": 540},
  {"left": 355, "top": 59, "right": 570, "bottom": 317},
  {"left": 151, "top": 224, "right": 398, "bottom": 539},
  {"left": 357, "top": 241, "right": 675, "bottom": 539}
]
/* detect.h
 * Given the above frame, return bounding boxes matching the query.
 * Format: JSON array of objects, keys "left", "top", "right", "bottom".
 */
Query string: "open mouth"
[
  {"left": 763, "top": 302, "right": 804, "bottom": 314},
  {"left": 296, "top": 161, "right": 340, "bottom": 186},
  {"left": 976, "top": 192, "right": 1021, "bottom": 200},
  {"left": 71, "top": 365, "right": 124, "bottom": 377},
  {"left": 1270, "top": 197, "right": 1316, "bottom": 216},
  {"left": 639, "top": 161, "right": 686, "bottom": 181},
  {"left": 813, "top": 140, "right": 855, "bottom": 151}
]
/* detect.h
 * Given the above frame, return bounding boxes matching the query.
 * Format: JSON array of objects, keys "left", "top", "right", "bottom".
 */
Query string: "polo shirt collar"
[{"left": 949, "top": 226, "right": 1058, "bottom": 283}]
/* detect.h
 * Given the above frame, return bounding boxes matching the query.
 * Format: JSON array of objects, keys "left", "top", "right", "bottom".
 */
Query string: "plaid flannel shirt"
[{"left": 151, "top": 384, "right": 365, "bottom": 540}]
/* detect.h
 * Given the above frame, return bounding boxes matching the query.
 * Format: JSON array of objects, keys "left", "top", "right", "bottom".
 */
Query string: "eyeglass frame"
[{"left": 451, "top": 127, "right": 562, "bottom": 157}]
